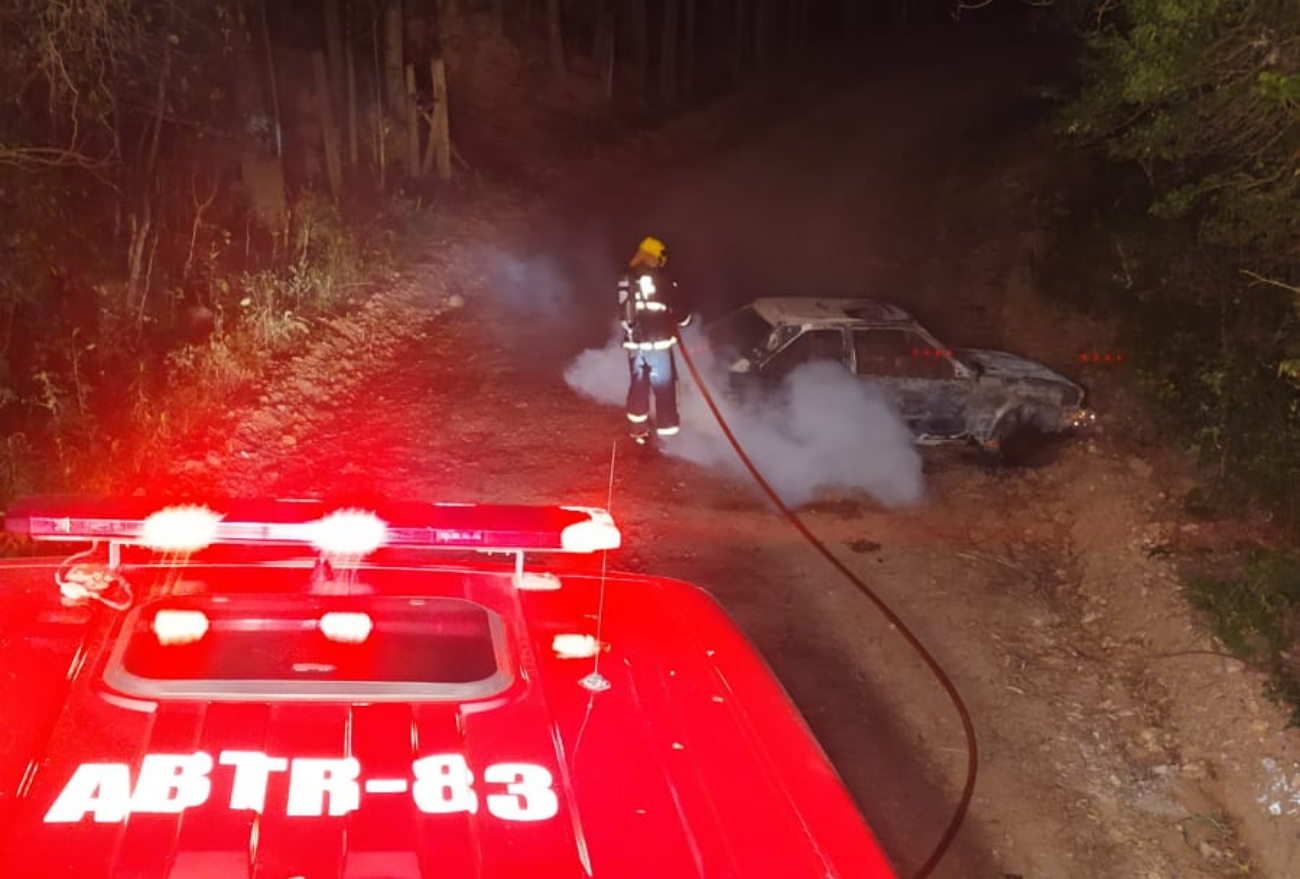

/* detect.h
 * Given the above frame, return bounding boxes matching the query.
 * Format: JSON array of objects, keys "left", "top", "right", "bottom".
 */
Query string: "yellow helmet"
[{"left": 637, "top": 236, "right": 667, "bottom": 265}]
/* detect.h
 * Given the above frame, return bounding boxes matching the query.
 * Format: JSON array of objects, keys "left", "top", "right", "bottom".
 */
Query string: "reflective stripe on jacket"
[{"left": 622, "top": 338, "right": 677, "bottom": 351}]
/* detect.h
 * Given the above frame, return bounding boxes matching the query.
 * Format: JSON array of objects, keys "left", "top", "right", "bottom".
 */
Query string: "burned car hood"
[{"left": 958, "top": 349, "right": 1082, "bottom": 396}]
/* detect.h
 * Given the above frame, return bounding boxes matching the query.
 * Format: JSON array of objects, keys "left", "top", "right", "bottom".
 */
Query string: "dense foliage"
[
  {"left": 1052, "top": 0, "right": 1298, "bottom": 719},
  {"left": 1056, "top": 0, "right": 1298, "bottom": 512},
  {"left": 1186, "top": 550, "right": 1300, "bottom": 727},
  {"left": 1067, "top": 0, "right": 1298, "bottom": 270}
]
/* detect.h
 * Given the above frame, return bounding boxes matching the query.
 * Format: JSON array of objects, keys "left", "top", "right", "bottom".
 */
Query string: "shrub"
[{"left": 1185, "top": 550, "right": 1300, "bottom": 726}]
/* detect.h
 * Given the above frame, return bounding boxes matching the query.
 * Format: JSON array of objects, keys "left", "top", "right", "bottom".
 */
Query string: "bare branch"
[
  {"left": 184, "top": 169, "right": 220, "bottom": 280},
  {"left": 0, "top": 144, "right": 120, "bottom": 190},
  {"left": 953, "top": 0, "right": 998, "bottom": 14},
  {"left": 952, "top": 0, "right": 1055, "bottom": 21},
  {"left": 0, "top": 146, "right": 111, "bottom": 168},
  {"left": 1241, "top": 270, "right": 1300, "bottom": 296},
  {"left": 1091, "top": 0, "right": 1121, "bottom": 32}
]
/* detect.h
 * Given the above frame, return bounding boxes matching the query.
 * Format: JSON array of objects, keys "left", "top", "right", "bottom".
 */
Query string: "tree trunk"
[
  {"left": 130, "top": 0, "right": 175, "bottom": 323},
  {"left": 345, "top": 41, "right": 359, "bottom": 166},
  {"left": 631, "top": 0, "right": 650, "bottom": 93},
  {"left": 900, "top": 0, "right": 916, "bottom": 30},
  {"left": 232, "top": 1, "right": 271, "bottom": 138},
  {"left": 232, "top": 0, "right": 287, "bottom": 252},
  {"left": 683, "top": 0, "right": 696, "bottom": 99},
  {"left": 426, "top": 58, "right": 451, "bottom": 181},
  {"left": 592, "top": 0, "right": 608, "bottom": 59},
  {"left": 312, "top": 50, "right": 345, "bottom": 199},
  {"left": 733, "top": 0, "right": 748, "bottom": 80},
  {"left": 383, "top": 0, "right": 408, "bottom": 178},
  {"left": 841, "top": 0, "right": 857, "bottom": 39},
  {"left": 546, "top": 0, "right": 565, "bottom": 74},
  {"left": 659, "top": 0, "right": 679, "bottom": 106},
  {"left": 405, "top": 63, "right": 421, "bottom": 179},
  {"left": 594, "top": 2, "right": 616, "bottom": 99},
  {"left": 259, "top": 0, "right": 283, "bottom": 158},
  {"left": 372, "top": 16, "right": 386, "bottom": 189},
  {"left": 491, "top": 0, "right": 504, "bottom": 37},
  {"left": 789, "top": 0, "right": 808, "bottom": 54},
  {"left": 126, "top": 204, "right": 154, "bottom": 331},
  {"left": 323, "top": 0, "right": 345, "bottom": 110},
  {"left": 143, "top": 0, "right": 176, "bottom": 184},
  {"left": 753, "top": 0, "right": 771, "bottom": 70}
]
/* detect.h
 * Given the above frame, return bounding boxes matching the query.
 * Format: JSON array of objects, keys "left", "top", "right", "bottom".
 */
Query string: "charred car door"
[{"left": 850, "top": 328, "right": 971, "bottom": 439}]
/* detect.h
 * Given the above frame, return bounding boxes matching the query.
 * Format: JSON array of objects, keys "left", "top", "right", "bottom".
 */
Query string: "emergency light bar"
[{"left": 3, "top": 496, "right": 621, "bottom": 555}]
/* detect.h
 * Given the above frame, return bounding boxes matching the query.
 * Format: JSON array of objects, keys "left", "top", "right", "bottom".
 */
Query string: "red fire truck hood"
[{"left": 0, "top": 559, "right": 896, "bottom": 879}]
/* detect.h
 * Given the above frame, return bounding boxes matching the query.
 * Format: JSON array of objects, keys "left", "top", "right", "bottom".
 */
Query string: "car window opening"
[
  {"left": 854, "top": 329, "right": 956, "bottom": 380},
  {"left": 765, "top": 329, "right": 845, "bottom": 375},
  {"left": 706, "top": 305, "right": 774, "bottom": 361}
]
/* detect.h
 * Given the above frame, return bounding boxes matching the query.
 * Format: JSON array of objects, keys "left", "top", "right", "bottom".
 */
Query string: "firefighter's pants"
[{"left": 626, "top": 348, "right": 679, "bottom": 437}]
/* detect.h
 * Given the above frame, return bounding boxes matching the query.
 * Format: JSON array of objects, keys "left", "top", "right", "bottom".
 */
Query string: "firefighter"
[{"left": 618, "top": 237, "right": 691, "bottom": 445}]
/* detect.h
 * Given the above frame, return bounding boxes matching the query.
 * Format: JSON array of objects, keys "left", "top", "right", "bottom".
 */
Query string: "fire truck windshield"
[{"left": 104, "top": 595, "right": 511, "bottom": 703}]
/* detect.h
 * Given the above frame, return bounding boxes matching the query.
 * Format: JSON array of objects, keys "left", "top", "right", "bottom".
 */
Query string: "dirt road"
[{"left": 148, "top": 32, "right": 1298, "bottom": 879}]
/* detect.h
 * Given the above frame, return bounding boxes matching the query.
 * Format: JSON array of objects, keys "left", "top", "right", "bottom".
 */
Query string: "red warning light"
[
  {"left": 911, "top": 348, "right": 953, "bottom": 359},
  {"left": 1079, "top": 352, "right": 1124, "bottom": 364}
]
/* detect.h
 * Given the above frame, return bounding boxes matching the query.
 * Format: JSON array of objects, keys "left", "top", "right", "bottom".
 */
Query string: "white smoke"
[
  {"left": 564, "top": 321, "right": 926, "bottom": 508},
  {"left": 473, "top": 244, "right": 578, "bottom": 317},
  {"left": 564, "top": 329, "right": 633, "bottom": 404},
  {"left": 466, "top": 235, "right": 624, "bottom": 330}
]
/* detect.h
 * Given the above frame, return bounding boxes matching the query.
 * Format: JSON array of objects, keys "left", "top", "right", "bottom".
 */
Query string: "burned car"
[
  {"left": 0, "top": 496, "right": 899, "bottom": 878},
  {"left": 706, "top": 298, "right": 1095, "bottom": 455}
]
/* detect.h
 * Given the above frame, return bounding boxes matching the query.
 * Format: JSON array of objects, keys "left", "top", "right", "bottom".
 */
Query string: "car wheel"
[{"left": 985, "top": 410, "right": 1051, "bottom": 468}]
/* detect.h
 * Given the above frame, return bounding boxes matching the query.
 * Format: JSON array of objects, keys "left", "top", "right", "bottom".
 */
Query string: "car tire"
[{"left": 985, "top": 410, "right": 1050, "bottom": 468}]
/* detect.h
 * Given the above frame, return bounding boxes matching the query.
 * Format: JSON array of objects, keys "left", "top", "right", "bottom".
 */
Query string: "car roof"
[{"left": 749, "top": 297, "right": 917, "bottom": 328}]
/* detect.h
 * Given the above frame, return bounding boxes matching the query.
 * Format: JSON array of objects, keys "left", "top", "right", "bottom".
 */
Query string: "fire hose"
[{"left": 674, "top": 331, "right": 978, "bottom": 879}]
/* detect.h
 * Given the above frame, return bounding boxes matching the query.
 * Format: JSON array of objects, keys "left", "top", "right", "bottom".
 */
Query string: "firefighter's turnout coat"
[
  {"left": 618, "top": 268, "right": 689, "bottom": 350},
  {"left": 617, "top": 267, "right": 690, "bottom": 438}
]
